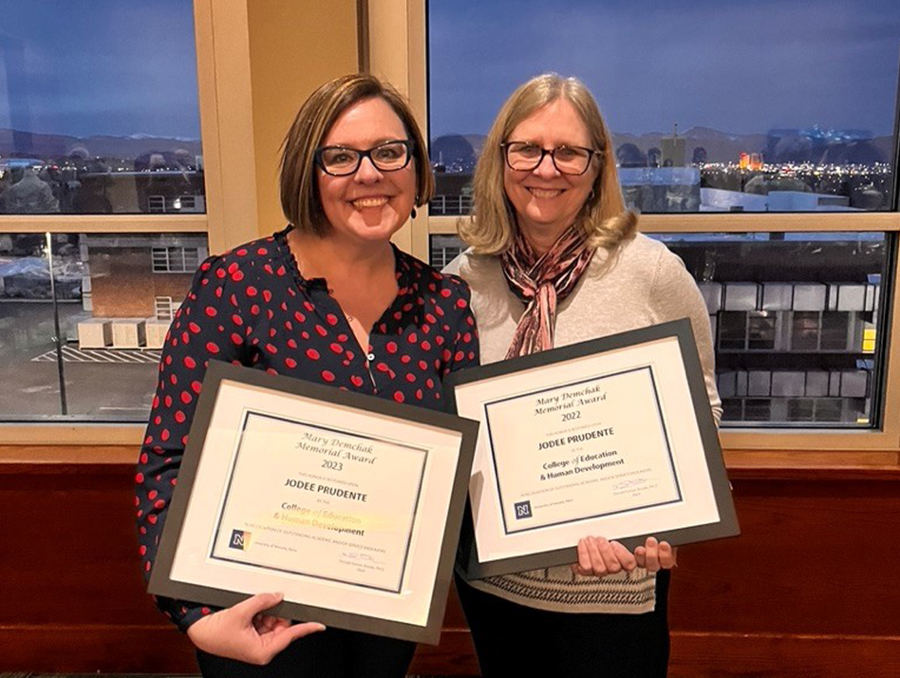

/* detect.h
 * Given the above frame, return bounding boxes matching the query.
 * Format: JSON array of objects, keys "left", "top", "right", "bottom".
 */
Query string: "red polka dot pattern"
[{"left": 135, "top": 226, "right": 478, "bottom": 632}]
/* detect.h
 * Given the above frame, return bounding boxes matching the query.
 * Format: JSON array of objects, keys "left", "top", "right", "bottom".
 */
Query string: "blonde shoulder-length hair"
[{"left": 460, "top": 73, "right": 637, "bottom": 255}]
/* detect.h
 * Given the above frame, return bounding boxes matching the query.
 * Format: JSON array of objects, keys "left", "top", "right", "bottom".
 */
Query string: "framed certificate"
[
  {"left": 444, "top": 318, "right": 739, "bottom": 580},
  {"left": 148, "top": 360, "right": 478, "bottom": 644}
]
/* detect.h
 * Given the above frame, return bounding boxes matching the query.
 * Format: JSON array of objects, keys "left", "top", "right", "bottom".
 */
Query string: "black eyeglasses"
[
  {"left": 501, "top": 141, "right": 600, "bottom": 176},
  {"left": 315, "top": 139, "right": 415, "bottom": 176}
]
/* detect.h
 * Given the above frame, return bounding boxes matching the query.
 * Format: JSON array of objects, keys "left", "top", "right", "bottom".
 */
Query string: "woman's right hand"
[
  {"left": 186, "top": 592, "right": 325, "bottom": 665},
  {"left": 571, "top": 536, "right": 637, "bottom": 578}
]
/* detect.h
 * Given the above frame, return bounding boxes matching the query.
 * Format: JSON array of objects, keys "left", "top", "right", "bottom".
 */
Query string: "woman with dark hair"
[
  {"left": 136, "top": 73, "right": 478, "bottom": 677},
  {"left": 445, "top": 73, "right": 721, "bottom": 677}
]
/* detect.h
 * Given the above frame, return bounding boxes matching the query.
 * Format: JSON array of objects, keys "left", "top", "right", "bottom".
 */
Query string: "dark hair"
[{"left": 280, "top": 73, "right": 434, "bottom": 236}]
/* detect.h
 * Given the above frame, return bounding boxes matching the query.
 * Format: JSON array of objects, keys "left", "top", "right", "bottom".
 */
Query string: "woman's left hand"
[{"left": 634, "top": 536, "right": 677, "bottom": 572}]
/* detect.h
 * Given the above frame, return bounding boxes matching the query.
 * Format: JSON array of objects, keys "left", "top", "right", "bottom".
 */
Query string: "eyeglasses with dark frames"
[
  {"left": 501, "top": 141, "right": 600, "bottom": 176},
  {"left": 315, "top": 139, "right": 415, "bottom": 176}
]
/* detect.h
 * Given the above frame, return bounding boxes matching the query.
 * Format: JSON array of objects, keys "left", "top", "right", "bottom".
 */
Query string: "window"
[
  {"left": 0, "top": 233, "right": 206, "bottom": 422},
  {"left": 154, "top": 296, "right": 176, "bottom": 321},
  {"left": 430, "top": 231, "right": 890, "bottom": 429},
  {"left": 414, "top": 0, "right": 900, "bottom": 441},
  {"left": 0, "top": 0, "right": 205, "bottom": 215},
  {"left": 657, "top": 232, "right": 887, "bottom": 428},
  {"left": 429, "top": 235, "right": 465, "bottom": 269},
  {"left": 151, "top": 246, "right": 204, "bottom": 274},
  {"left": 0, "top": 1, "right": 223, "bottom": 431},
  {"left": 427, "top": 0, "right": 899, "bottom": 215}
]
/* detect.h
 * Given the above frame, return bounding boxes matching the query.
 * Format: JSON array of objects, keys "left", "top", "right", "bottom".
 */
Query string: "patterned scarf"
[{"left": 501, "top": 226, "right": 595, "bottom": 358}]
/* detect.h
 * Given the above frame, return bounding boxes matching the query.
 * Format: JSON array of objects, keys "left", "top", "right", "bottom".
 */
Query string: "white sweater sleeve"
[{"left": 650, "top": 248, "right": 723, "bottom": 425}]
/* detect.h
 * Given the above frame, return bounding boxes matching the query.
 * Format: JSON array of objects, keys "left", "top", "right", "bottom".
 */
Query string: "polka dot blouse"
[{"left": 135, "top": 226, "right": 479, "bottom": 631}]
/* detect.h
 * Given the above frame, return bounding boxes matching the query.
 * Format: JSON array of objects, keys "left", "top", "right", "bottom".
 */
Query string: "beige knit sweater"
[{"left": 445, "top": 233, "right": 722, "bottom": 613}]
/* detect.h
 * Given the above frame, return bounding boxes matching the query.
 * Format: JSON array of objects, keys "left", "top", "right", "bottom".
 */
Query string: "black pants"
[
  {"left": 195, "top": 627, "right": 416, "bottom": 678},
  {"left": 455, "top": 570, "right": 670, "bottom": 678}
]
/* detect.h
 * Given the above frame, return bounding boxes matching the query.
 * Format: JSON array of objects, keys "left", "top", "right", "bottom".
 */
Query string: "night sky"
[
  {"left": 429, "top": 0, "right": 900, "bottom": 138},
  {"left": 0, "top": 1, "right": 897, "bottom": 142},
  {"left": 0, "top": 0, "right": 200, "bottom": 140}
]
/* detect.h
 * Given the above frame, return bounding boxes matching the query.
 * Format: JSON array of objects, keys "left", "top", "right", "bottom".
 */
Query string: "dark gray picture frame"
[
  {"left": 149, "top": 360, "right": 479, "bottom": 644},
  {"left": 444, "top": 318, "right": 739, "bottom": 580}
]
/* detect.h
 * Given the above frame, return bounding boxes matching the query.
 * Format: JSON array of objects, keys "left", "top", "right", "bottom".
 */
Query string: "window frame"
[
  {"left": 367, "top": 0, "right": 900, "bottom": 458},
  {"left": 151, "top": 246, "right": 202, "bottom": 273},
  {"left": 153, "top": 296, "right": 176, "bottom": 321},
  {"left": 0, "top": 0, "right": 262, "bottom": 445}
]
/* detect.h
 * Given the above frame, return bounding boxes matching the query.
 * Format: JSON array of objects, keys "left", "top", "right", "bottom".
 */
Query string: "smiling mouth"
[
  {"left": 527, "top": 188, "right": 564, "bottom": 199},
  {"left": 351, "top": 197, "right": 390, "bottom": 209}
]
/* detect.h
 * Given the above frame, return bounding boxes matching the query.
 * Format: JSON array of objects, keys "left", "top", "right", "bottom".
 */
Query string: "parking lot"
[{"left": 0, "top": 301, "right": 160, "bottom": 421}]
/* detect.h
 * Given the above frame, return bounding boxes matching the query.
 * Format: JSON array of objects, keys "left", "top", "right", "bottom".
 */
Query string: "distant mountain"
[
  {"left": 0, "top": 128, "right": 202, "bottom": 160},
  {"left": 432, "top": 127, "right": 893, "bottom": 168},
  {"left": 613, "top": 128, "right": 768, "bottom": 164},
  {"left": 764, "top": 131, "right": 892, "bottom": 165}
]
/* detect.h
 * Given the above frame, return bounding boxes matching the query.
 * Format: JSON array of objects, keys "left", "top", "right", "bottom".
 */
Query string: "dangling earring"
[
  {"left": 411, "top": 193, "right": 420, "bottom": 220},
  {"left": 411, "top": 206, "right": 418, "bottom": 219}
]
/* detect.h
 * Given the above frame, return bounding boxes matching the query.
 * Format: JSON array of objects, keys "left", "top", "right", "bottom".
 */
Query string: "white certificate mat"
[
  {"left": 209, "top": 412, "right": 427, "bottom": 593},
  {"left": 486, "top": 366, "right": 682, "bottom": 535},
  {"left": 445, "top": 319, "right": 738, "bottom": 579},
  {"left": 148, "top": 361, "right": 479, "bottom": 644}
]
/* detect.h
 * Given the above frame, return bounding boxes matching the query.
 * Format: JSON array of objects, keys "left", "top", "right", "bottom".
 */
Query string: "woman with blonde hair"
[
  {"left": 136, "top": 73, "right": 478, "bottom": 677},
  {"left": 446, "top": 73, "right": 720, "bottom": 676}
]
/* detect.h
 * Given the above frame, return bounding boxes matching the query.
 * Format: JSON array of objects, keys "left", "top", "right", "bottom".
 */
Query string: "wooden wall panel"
[
  {"left": 670, "top": 476, "right": 900, "bottom": 637},
  {"left": 669, "top": 634, "right": 900, "bottom": 678},
  {"left": 0, "top": 461, "right": 897, "bottom": 677}
]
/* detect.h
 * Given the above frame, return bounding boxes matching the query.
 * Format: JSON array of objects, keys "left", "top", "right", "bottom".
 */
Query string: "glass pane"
[
  {"left": 655, "top": 232, "right": 887, "bottom": 428},
  {"left": 0, "top": 232, "right": 208, "bottom": 422},
  {"left": 0, "top": 1, "right": 204, "bottom": 214},
  {"left": 428, "top": 0, "right": 900, "bottom": 214},
  {"left": 429, "top": 232, "right": 889, "bottom": 428}
]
